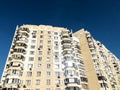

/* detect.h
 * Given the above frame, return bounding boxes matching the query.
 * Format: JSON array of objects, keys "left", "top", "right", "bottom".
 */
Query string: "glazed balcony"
[
  {"left": 15, "top": 43, "right": 27, "bottom": 48},
  {"left": 98, "top": 76, "right": 107, "bottom": 81},
  {"left": 16, "top": 31, "right": 29, "bottom": 38},
  {"left": 65, "top": 87, "right": 80, "bottom": 90},
  {"left": 64, "top": 78, "right": 80, "bottom": 85},
  {"left": 74, "top": 45, "right": 80, "bottom": 50},
  {"left": 62, "top": 45, "right": 71, "bottom": 49},
  {"left": 62, "top": 50, "right": 72, "bottom": 56},
  {"left": 62, "top": 32, "right": 69, "bottom": 37},
  {"left": 6, "top": 62, "right": 24, "bottom": 70},
  {"left": 87, "top": 37, "right": 92, "bottom": 43},
  {"left": 61, "top": 40, "right": 71, "bottom": 44},
  {"left": 62, "top": 35, "right": 69, "bottom": 38},
  {"left": 11, "top": 48, "right": 26, "bottom": 54},
  {"left": 80, "top": 77, "right": 88, "bottom": 83},
  {"left": 12, "top": 54, "right": 25, "bottom": 61},
  {"left": 4, "top": 78, "right": 22, "bottom": 87},
  {"left": 18, "top": 27, "right": 30, "bottom": 33},
  {"left": 14, "top": 36, "right": 28, "bottom": 43}
]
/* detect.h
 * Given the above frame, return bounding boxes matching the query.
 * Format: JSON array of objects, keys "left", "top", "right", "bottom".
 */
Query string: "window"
[
  {"left": 54, "top": 52, "right": 59, "bottom": 55},
  {"left": 55, "top": 88, "right": 61, "bottom": 90},
  {"left": 39, "top": 51, "right": 42, "bottom": 55},
  {"left": 55, "top": 80, "right": 60, "bottom": 84},
  {"left": 46, "top": 71, "right": 51, "bottom": 76},
  {"left": 30, "top": 51, "right": 35, "bottom": 55},
  {"left": 65, "top": 70, "right": 75, "bottom": 76},
  {"left": 48, "top": 35, "right": 51, "bottom": 39},
  {"left": 54, "top": 32, "right": 58, "bottom": 35},
  {"left": 46, "top": 88, "right": 51, "bottom": 90},
  {"left": 46, "top": 79, "right": 51, "bottom": 85},
  {"left": 47, "top": 51, "right": 51, "bottom": 55},
  {"left": 12, "top": 78, "right": 20, "bottom": 83},
  {"left": 36, "top": 79, "right": 40, "bottom": 85},
  {"left": 36, "top": 89, "right": 40, "bottom": 90},
  {"left": 32, "top": 35, "right": 36, "bottom": 38},
  {"left": 40, "top": 35, "right": 43, "bottom": 38},
  {"left": 27, "top": 72, "right": 32, "bottom": 77},
  {"left": 54, "top": 41, "right": 58, "bottom": 45},
  {"left": 48, "top": 40, "right": 51, "bottom": 44},
  {"left": 26, "top": 80, "right": 31, "bottom": 86},
  {"left": 47, "top": 64, "right": 51, "bottom": 69},
  {"left": 54, "top": 46, "right": 59, "bottom": 50},
  {"left": 47, "top": 57, "right": 50, "bottom": 62},
  {"left": 40, "top": 31, "right": 43, "bottom": 33},
  {"left": 29, "top": 57, "right": 34, "bottom": 61},
  {"left": 39, "top": 45, "right": 43, "bottom": 49},
  {"left": 38, "top": 57, "right": 42, "bottom": 61},
  {"left": 54, "top": 36, "right": 58, "bottom": 40},
  {"left": 31, "top": 45, "right": 35, "bottom": 49},
  {"left": 69, "top": 78, "right": 75, "bottom": 83},
  {"left": 54, "top": 57, "right": 59, "bottom": 62},
  {"left": 40, "top": 40, "right": 43, "bottom": 44},
  {"left": 55, "top": 64, "right": 60, "bottom": 69},
  {"left": 28, "top": 64, "right": 33, "bottom": 69},
  {"left": 55, "top": 72, "right": 60, "bottom": 77},
  {"left": 92, "top": 54, "right": 96, "bottom": 57},
  {"left": 38, "top": 64, "right": 41, "bottom": 68},
  {"left": 37, "top": 71, "right": 41, "bottom": 77},
  {"left": 31, "top": 40, "right": 36, "bottom": 44},
  {"left": 48, "top": 31, "right": 51, "bottom": 34}
]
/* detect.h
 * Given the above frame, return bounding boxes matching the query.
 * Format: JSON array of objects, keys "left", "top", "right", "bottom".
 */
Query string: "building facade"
[
  {"left": 1, "top": 25, "right": 120, "bottom": 90},
  {"left": 74, "top": 29, "right": 120, "bottom": 90},
  {"left": 1, "top": 25, "right": 88, "bottom": 90}
]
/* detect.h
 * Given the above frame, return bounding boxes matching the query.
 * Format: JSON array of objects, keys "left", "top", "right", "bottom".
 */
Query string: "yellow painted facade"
[{"left": 1, "top": 25, "right": 120, "bottom": 90}]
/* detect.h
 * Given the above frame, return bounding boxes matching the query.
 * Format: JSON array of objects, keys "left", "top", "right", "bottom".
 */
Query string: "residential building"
[
  {"left": 1, "top": 25, "right": 88, "bottom": 90},
  {"left": 1, "top": 25, "right": 120, "bottom": 90},
  {"left": 74, "top": 29, "right": 120, "bottom": 90}
]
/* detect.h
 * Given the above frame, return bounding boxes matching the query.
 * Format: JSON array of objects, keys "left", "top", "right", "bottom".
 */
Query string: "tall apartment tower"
[
  {"left": 74, "top": 29, "right": 120, "bottom": 90},
  {"left": 1, "top": 25, "right": 120, "bottom": 90},
  {"left": 1, "top": 25, "right": 88, "bottom": 90}
]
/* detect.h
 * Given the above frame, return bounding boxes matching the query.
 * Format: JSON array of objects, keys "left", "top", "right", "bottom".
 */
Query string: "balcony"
[
  {"left": 18, "top": 27, "right": 29, "bottom": 33},
  {"left": 61, "top": 40, "right": 71, "bottom": 44},
  {"left": 80, "top": 77, "right": 88, "bottom": 82},
  {"left": 12, "top": 48, "right": 26, "bottom": 54},
  {"left": 15, "top": 43, "right": 27, "bottom": 48},
  {"left": 65, "top": 87, "right": 80, "bottom": 90},
  {"left": 98, "top": 76, "right": 107, "bottom": 81},
  {"left": 64, "top": 78, "right": 80, "bottom": 85},
  {"left": 12, "top": 54, "right": 25, "bottom": 61}
]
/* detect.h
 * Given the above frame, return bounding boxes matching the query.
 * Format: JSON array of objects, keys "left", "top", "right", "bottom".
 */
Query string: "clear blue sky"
[{"left": 0, "top": 0, "right": 120, "bottom": 78}]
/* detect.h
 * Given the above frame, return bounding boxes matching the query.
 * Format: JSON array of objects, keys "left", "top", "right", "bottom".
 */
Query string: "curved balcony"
[
  {"left": 80, "top": 77, "right": 88, "bottom": 83},
  {"left": 74, "top": 45, "right": 80, "bottom": 50},
  {"left": 62, "top": 35, "right": 69, "bottom": 38},
  {"left": 62, "top": 45, "right": 71, "bottom": 50},
  {"left": 64, "top": 78, "right": 80, "bottom": 85},
  {"left": 61, "top": 31, "right": 69, "bottom": 37},
  {"left": 62, "top": 50, "right": 72, "bottom": 56},
  {"left": 65, "top": 86, "right": 81, "bottom": 90},
  {"left": 64, "top": 69, "right": 79, "bottom": 77},
  {"left": 14, "top": 37, "right": 28, "bottom": 43},
  {"left": 11, "top": 48, "right": 26, "bottom": 55},
  {"left": 61, "top": 40, "right": 72, "bottom": 45},
  {"left": 6, "top": 62, "right": 24, "bottom": 71},
  {"left": 6, "top": 66, "right": 23, "bottom": 71},
  {"left": 12, "top": 54, "right": 25, "bottom": 61},
  {"left": 98, "top": 76, "right": 107, "bottom": 81},
  {"left": 15, "top": 43, "right": 27, "bottom": 49},
  {"left": 4, "top": 78, "right": 22, "bottom": 87},
  {"left": 16, "top": 31, "right": 29, "bottom": 38},
  {"left": 18, "top": 27, "right": 30, "bottom": 33}
]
